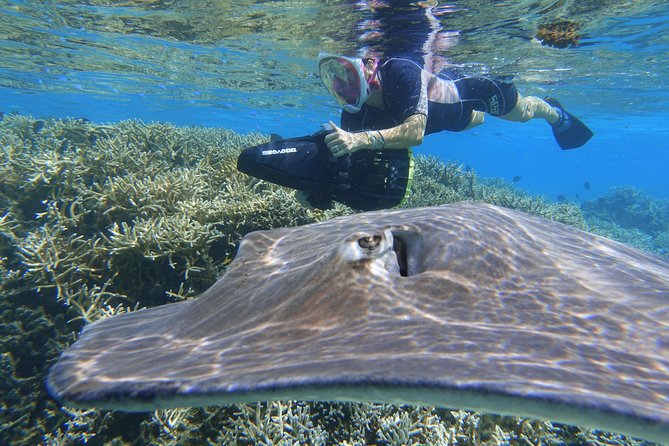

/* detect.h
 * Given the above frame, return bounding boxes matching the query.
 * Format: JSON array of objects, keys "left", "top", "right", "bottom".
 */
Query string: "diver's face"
[
  {"left": 362, "top": 59, "right": 375, "bottom": 76},
  {"left": 362, "top": 58, "right": 380, "bottom": 91},
  {"left": 361, "top": 60, "right": 383, "bottom": 108}
]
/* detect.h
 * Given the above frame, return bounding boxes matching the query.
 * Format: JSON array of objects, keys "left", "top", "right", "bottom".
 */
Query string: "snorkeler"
[
  {"left": 238, "top": 4, "right": 591, "bottom": 211},
  {"left": 237, "top": 55, "right": 592, "bottom": 211},
  {"left": 318, "top": 53, "right": 593, "bottom": 157}
]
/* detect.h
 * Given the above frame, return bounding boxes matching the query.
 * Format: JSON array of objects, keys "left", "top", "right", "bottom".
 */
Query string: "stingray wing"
[{"left": 47, "top": 202, "right": 669, "bottom": 443}]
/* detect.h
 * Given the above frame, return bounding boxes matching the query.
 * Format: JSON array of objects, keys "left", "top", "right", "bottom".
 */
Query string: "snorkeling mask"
[{"left": 318, "top": 53, "right": 374, "bottom": 113}]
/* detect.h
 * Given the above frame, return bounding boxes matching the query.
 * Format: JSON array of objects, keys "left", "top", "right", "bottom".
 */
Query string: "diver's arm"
[
  {"left": 377, "top": 113, "right": 426, "bottom": 148},
  {"left": 325, "top": 114, "right": 427, "bottom": 157}
]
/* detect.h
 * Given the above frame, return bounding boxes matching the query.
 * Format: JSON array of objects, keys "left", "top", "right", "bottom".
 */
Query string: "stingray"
[{"left": 47, "top": 202, "right": 669, "bottom": 443}]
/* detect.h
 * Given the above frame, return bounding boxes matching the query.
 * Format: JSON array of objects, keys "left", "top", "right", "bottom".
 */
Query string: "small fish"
[
  {"left": 584, "top": 181, "right": 590, "bottom": 190},
  {"left": 32, "top": 120, "right": 45, "bottom": 133},
  {"left": 512, "top": 175, "right": 522, "bottom": 183}
]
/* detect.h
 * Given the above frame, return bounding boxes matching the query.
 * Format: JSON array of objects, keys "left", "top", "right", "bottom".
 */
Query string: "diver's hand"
[{"left": 324, "top": 121, "right": 366, "bottom": 157}]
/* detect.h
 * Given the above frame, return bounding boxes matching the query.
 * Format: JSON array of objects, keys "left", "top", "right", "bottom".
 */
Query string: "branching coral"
[
  {"left": 0, "top": 212, "right": 25, "bottom": 296},
  {"left": 475, "top": 178, "right": 586, "bottom": 229},
  {"left": 405, "top": 156, "right": 587, "bottom": 229},
  {"left": 1, "top": 114, "right": 336, "bottom": 320},
  {"left": 18, "top": 225, "right": 104, "bottom": 298},
  {"left": 0, "top": 299, "right": 74, "bottom": 445},
  {"left": 140, "top": 402, "right": 645, "bottom": 446},
  {"left": 217, "top": 402, "right": 328, "bottom": 445},
  {"left": 583, "top": 186, "right": 669, "bottom": 257},
  {"left": 583, "top": 186, "right": 669, "bottom": 236}
]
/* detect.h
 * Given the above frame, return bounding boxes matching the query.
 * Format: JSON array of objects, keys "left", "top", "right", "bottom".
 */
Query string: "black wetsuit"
[{"left": 341, "top": 58, "right": 519, "bottom": 134}]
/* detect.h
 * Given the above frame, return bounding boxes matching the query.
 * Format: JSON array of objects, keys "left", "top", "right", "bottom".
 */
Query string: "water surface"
[{"left": 1, "top": 0, "right": 668, "bottom": 198}]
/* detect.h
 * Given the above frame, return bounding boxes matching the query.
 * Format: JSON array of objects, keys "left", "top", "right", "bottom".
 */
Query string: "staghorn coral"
[
  {"left": 0, "top": 298, "right": 74, "bottom": 445},
  {"left": 135, "top": 402, "right": 651, "bottom": 446},
  {"left": 583, "top": 186, "right": 669, "bottom": 235},
  {"left": 0, "top": 212, "right": 26, "bottom": 296},
  {"left": 656, "top": 231, "right": 669, "bottom": 256},
  {"left": 475, "top": 178, "right": 587, "bottom": 229},
  {"left": 404, "top": 156, "right": 587, "bottom": 229},
  {"left": 214, "top": 402, "right": 328, "bottom": 445},
  {"left": 0, "top": 114, "right": 660, "bottom": 445},
  {"left": 1, "top": 114, "right": 336, "bottom": 320},
  {"left": 583, "top": 186, "right": 669, "bottom": 258},
  {"left": 402, "top": 157, "right": 474, "bottom": 207},
  {"left": 585, "top": 218, "right": 656, "bottom": 253}
]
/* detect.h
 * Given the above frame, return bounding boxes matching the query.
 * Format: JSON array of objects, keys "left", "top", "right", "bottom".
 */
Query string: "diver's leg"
[
  {"left": 500, "top": 94, "right": 559, "bottom": 123},
  {"left": 461, "top": 76, "right": 593, "bottom": 149},
  {"left": 502, "top": 94, "right": 593, "bottom": 149},
  {"left": 464, "top": 111, "right": 485, "bottom": 130}
]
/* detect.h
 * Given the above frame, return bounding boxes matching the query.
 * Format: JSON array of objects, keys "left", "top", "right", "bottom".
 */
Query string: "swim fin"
[{"left": 545, "top": 97, "right": 593, "bottom": 150}]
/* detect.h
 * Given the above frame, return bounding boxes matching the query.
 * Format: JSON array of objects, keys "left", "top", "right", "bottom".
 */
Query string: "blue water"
[{"left": 1, "top": 0, "right": 668, "bottom": 202}]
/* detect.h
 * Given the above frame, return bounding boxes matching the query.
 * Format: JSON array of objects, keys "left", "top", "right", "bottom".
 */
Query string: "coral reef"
[
  {"left": 0, "top": 115, "right": 659, "bottom": 445},
  {"left": 0, "top": 114, "right": 346, "bottom": 444},
  {"left": 0, "top": 295, "right": 73, "bottom": 445},
  {"left": 536, "top": 20, "right": 582, "bottom": 48},
  {"left": 404, "top": 156, "right": 587, "bottom": 229},
  {"left": 583, "top": 186, "right": 669, "bottom": 257},
  {"left": 583, "top": 185, "right": 669, "bottom": 234}
]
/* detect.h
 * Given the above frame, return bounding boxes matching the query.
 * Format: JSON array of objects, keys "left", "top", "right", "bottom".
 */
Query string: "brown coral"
[{"left": 536, "top": 20, "right": 582, "bottom": 48}]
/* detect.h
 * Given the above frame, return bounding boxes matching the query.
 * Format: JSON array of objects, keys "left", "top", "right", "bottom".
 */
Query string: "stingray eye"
[
  {"left": 338, "top": 231, "right": 391, "bottom": 263},
  {"left": 358, "top": 235, "right": 382, "bottom": 249}
]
